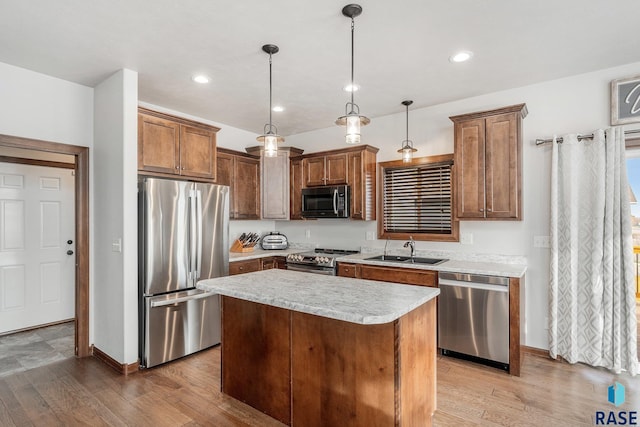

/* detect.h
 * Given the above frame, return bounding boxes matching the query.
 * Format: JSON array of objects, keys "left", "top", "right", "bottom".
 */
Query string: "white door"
[{"left": 0, "top": 163, "right": 75, "bottom": 334}]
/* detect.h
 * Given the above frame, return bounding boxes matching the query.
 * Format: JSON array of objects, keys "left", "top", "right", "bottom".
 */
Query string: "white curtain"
[{"left": 549, "top": 127, "right": 639, "bottom": 375}]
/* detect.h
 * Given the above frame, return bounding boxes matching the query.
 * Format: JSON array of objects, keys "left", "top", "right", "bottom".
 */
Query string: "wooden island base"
[{"left": 221, "top": 296, "right": 437, "bottom": 427}]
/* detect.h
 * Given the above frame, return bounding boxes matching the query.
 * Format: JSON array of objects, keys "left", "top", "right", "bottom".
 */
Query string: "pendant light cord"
[
  {"left": 269, "top": 52, "right": 273, "bottom": 131},
  {"left": 350, "top": 18, "right": 355, "bottom": 107},
  {"left": 405, "top": 103, "right": 409, "bottom": 141}
]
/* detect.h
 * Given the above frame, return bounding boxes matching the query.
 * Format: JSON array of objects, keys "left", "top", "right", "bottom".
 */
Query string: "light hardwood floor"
[{"left": 0, "top": 345, "right": 638, "bottom": 426}]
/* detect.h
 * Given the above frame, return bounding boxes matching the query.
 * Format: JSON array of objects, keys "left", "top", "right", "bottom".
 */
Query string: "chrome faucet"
[
  {"left": 384, "top": 238, "right": 390, "bottom": 258},
  {"left": 403, "top": 236, "right": 415, "bottom": 260}
]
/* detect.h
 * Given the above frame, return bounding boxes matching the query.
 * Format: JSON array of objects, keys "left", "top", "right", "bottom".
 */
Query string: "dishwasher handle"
[{"left": 438, "top": 278, "right": 509, "bottom": 293}]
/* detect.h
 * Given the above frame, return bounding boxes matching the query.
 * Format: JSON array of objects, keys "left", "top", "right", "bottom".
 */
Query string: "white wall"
[
  {"left": 93, "top": 69, "right": 138, "bottom": 364},
  {"left": 0, "top": 61, "right": 96, "bottom": 342},
  {"left": 283, "top": 61, "right": 640, "bottom": 350}
]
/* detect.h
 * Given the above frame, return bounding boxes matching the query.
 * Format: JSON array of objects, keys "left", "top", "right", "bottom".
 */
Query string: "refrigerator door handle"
[
  {"left": 150, "top": 291, "right": 217, "bottom": 308},
  {"left": 189, "top": 188, "right": 198, "bottom": 286},
  {"left": 195, "top": 189, "right": 203, "bottom": 280}
]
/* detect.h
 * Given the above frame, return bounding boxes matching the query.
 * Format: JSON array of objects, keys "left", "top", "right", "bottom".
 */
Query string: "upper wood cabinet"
[
  {"left": 138, "top": 108, "right": 219, "bottom": 181},
  {"left": 450, "top": 104, "right": 527, "bottom": 220},
  {"left": 294, "top": 145, "right": 378, "bottom": 221},
  {"left": 303, "top": 153, "right": 348, "bottom": 187},
  {"left": 246, "top": 146, "right": 304, "bottom": 220},
  {"left": 347, "top": 147, "right": 377, "bottom": 220},
  {"left": 216, "top": 148, "right": 260, "bottom": 220},
  {"left": 290, "top": 157, "right": 304, "bottom": 220}
]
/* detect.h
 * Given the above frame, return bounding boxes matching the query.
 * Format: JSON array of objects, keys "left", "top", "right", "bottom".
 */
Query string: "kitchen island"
[{"left": 197, "top": 269, "right": 440, "bottom": 427}]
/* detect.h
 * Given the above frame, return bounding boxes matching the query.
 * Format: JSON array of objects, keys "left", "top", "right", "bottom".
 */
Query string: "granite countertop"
[
  {"left": 337, "top": 252, "right": 527, "bottom": 278},
  {"left": 197, "top": 269, "right": 439, "bottom": 325},
  {"left": 229, "top": 247, "right": 302, "bottom": 262}
]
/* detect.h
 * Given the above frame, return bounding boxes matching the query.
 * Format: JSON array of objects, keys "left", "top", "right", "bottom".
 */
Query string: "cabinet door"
[
  {"left": 262, "top": 152, "right": 289, "bottom": 219},
  {"left": 348, "top": 152, "right": 363, "bottom": 219},
  {"left": 179, "top": 125, "right": 217, "bottom": 180},
  {"left": 216, "top": 151, "right": 235, "bottom": 216},
  {"left": 454, "top": 118, "right": 486, "bottom": 219},
  {"left": 290, "top": 158, "right": 304, "bottom": 220},
  {"left": 261, "top": 257, "right": 277, "bottom": 270},
  {"left": 304, "top": 157, "right": 326, "bottom": 187},
  {"left": 274, "top": 256, "right": 287, "bottom": 269},
  {"left": 325, "top": 153, "right": 348, "bottom": 185},
  {"left": 138, "top": 114, "right": 180, "bottom": 174},
  {"left": 234, "top": 156, "right": 260, "bottom": 219},
  {"left": 337, "top": 263, "right": 359, "bottom": 278},
  {"left": 485, "top": 113, "right": 520, "bottom": 219}
]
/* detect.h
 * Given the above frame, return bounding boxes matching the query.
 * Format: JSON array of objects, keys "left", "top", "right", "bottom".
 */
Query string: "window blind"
[{"left": 382, "top": 161, "right": 453, "bottom": 234}]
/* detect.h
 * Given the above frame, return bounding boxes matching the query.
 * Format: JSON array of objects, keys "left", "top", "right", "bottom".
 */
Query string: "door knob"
[
  {"left": 67, "top": 250, "right": 74, "bottom": 255},
  {"left": 67, "top": 240, "right": 73, "bottom": 244}
]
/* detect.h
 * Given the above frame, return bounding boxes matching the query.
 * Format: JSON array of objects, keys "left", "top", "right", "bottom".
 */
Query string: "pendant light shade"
[
  {"left": 336, "top": 4, "right": 370, "bottom": 144},
  {"left": 256, "top": 44, "right": 284, "bottom": 157},
  {"left": 397, "top": 100, "right": 417, "bottom": 163}
]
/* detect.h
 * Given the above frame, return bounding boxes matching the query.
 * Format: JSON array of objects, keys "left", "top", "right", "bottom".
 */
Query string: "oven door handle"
[
  {"left": 333, "top": 188, "right": 338, "bottom": 214},
  {"left": 287, "top": 265, "right": 335, "bottom": 275}
]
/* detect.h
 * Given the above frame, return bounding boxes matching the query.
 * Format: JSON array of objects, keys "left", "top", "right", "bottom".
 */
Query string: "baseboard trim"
[
  {"left": 522, "top": 345, "right": 571, "bottom": 364},
  {"left": 92, "top": 345, "right": 139, "bottom": 375}
]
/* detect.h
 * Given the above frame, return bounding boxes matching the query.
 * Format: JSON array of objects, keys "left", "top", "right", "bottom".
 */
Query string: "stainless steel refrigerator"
[{"left": 138, "top": 177, "right": 229, "bottom": 368}]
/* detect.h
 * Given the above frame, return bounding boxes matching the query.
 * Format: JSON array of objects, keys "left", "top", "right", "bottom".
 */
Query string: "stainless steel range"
[{"left": 286, "top": 248, "right": 359, "bottom": 275}]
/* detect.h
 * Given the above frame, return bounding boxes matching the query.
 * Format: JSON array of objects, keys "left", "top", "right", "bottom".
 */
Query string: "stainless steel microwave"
[{"left": 301, "top": 185, "right": 350, "bottom": 218}]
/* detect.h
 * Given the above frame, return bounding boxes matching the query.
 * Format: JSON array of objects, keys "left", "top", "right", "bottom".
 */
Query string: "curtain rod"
[{"left": 535, "top": 128, "right": 640, "bottom": 146}]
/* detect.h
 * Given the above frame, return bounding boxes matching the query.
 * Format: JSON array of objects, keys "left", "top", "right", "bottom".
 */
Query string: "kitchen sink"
[
  {"left": 405, "top": 257, "right": 448, "bottom": 265},
  {"left": 365, "top": 255, "right": 411, "bottom": 262},
  {"left": 365, "top": 255, "right": 447, "bottom": 265}
]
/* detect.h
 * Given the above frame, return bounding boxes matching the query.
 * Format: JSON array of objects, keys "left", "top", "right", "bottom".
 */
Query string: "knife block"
[{"left": 230, "top": 239, "right": 255, "bottom": 253}]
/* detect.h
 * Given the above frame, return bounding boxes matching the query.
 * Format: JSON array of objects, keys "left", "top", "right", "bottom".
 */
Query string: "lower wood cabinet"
[
  {"left": 230, "top": 256, "right": 287, "bottom": 276},
  {"left": 229, "top": 258, "right": 262, "bottom": 276},
  {"left": 337, "top": 262, "right": 436, "bottom": 287}
]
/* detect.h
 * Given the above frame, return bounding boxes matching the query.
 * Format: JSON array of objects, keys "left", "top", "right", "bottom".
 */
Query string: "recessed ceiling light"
[
  {"left": 343, "top": 83, "right": 360, "bottom": 92},
  {"left": 449, "top": 51, "right": 473, "bottom": 63},
  {"left": 272, "top": 106, "right": 284, "bottom": 112},
  {"left": 192, "top": 75, "right": 210, "bottom": 84}
]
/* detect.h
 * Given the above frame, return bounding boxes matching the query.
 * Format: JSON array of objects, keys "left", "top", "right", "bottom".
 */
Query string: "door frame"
[{"left": 0, "top": 133, "right": 90, "bottom": 357}]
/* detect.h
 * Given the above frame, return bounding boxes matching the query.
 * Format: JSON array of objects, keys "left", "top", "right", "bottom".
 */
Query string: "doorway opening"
[{"left": 0, "top": 134, "right": 90, "bottom": 358}]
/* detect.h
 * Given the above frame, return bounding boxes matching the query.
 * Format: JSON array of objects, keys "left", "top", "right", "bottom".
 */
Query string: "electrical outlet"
[
  {"left": 305, "top": 229, "right": 311, "bottom": 239},
  {"left": 460, "top": 233, "right": 473, "bottom": 245},
  {"left": 366, "top": 231, "right": 375, "bottom": 240},
  {"left": 111, "top": 238, "right": 122, "bottom": 253},
  {"left": 533, "top": 235, "right": 551, "bottom": 248}
]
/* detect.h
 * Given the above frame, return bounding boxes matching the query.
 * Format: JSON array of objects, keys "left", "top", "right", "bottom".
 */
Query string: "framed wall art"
[{"left": 611, "top": 74, "right": 640, "bottom": 125}]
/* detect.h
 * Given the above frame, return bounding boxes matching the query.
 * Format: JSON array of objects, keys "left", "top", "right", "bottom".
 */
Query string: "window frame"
[{"left": 377, "top": 154, "right": 459, "bottom": 242}]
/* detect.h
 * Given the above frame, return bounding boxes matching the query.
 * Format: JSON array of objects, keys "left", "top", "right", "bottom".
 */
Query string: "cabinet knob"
[
  {"left": 487, "top": 208, "right": 492, "bottom": 212},
  {"left": 175, "top": 166, "right": 179, "bottom": 170},
  {"left": 479, "top": 208, "right": 484, "bottom": 212}
]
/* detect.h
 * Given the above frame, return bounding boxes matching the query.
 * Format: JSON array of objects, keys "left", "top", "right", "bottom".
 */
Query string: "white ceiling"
[{"left": 1, "top": 0, "right": 639, "bottom": 137}]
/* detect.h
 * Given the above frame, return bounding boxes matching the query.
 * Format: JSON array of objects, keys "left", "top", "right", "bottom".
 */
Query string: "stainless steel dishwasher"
[{"left": 438, "top": 272, "right": 510, "bottom": 370}]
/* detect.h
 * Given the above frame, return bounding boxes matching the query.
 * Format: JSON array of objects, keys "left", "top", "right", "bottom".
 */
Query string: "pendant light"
[
  {"left": 335, "top": 4, "right": 370, "bottom": 144},
  {"left": 398, "top": 100, "right": 417, "bottom": 162},
  {"left": 256, "top": 44, "right": 284, "bottom": 157}
]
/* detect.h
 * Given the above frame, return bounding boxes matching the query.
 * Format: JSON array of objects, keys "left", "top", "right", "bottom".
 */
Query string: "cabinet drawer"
[
  {"left": 229, "top": 258, "right": 262, "bottom": 275},
  {"left": 337, "top": 263, "right": 358, "bottom": 278},
  {"left": 359, "top": 265, "right": 436, "bottom": 287}
]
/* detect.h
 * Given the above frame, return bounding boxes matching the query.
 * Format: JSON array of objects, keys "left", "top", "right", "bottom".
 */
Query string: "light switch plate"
[
  {"left": 305, "top": 229, "right": 311, "bottom": 239},
  {"left": 111, "top": 238, "right": 122, "bottom": 253},
  {"left": 533, "top": 235, "right": 551, "bottom": 248},
  {"left": 366, "top": 231, "right": 375, "bottom": 240}
]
